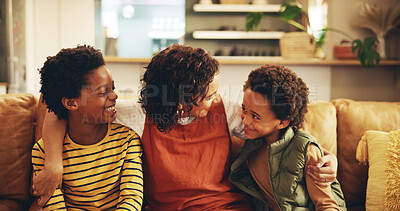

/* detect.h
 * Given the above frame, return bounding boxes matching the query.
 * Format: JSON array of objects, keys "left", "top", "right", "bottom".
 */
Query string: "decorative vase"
[
  {"left": 376, "top": 34, "right": 386, "bottom": 59},
  {"left": 334, "top": 45, "right": 357, "bottom": 60}
]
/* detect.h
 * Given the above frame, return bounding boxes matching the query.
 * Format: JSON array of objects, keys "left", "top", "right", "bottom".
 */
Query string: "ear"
[
  {"left": 62, "top": 97, "right": 79, "bottom": 111},
  {"left": 277, "top": 119, "right": 290, "bottom": 129}
]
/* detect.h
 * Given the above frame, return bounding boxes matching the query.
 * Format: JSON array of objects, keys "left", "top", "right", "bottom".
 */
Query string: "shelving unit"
[
  {"left": 193, "top": 4, "right": 281, "bottom": 12},
  {"left": 185, "top": 0, "right": 288, "bottom": 56},
  {"left": 104, "top": 56, "right": 400, "bottom": 66},
  {"left": 191, "top": 3, "right": 285, "bottom": 41},
  {"left": 192, "top": 31, "right": 284, "bottom": 39},
  {"left": 148, "top": 31, "right": 185, "bottom": 39}
]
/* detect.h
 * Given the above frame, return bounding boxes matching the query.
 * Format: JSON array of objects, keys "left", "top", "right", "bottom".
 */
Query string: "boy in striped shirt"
[{"left": 30, "top": 45, "right": 143, "bottom": 210}]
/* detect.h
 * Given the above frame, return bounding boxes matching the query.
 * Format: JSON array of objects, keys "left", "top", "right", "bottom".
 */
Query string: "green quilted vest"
[{"left": 230, "top": 127, "right": 347, "bottom": 211}]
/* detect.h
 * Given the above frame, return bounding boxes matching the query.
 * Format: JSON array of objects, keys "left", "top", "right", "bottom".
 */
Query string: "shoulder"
[
  {"left": 290, "top": 129, "right": 319, "bottom": 149},
  {"left": 32, "top": 139, "right": 45, "bottom": 155},
  {"left": 292, "top": 130, "right": 323, "bottom": 162},
  {"left": 295, "top": 129, "right": 316, "bottom": 142},
  {"left": 306, "top": 144, "right": 323, "bottom": 165},
  {"left": 284, "top": 128, "right": 321, "bottom": 156},
  {"left": 109, "top": 123, "right": 142, "bottom": 153},
  {"left": 110, "top": 122, "right": 140, "bottom": 139}
]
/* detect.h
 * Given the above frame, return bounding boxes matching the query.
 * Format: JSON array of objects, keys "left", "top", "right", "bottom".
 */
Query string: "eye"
[
  {"left": 98, "top": 91, "right": 107, "bottom": 96},
  {"left": 241, "top": 106, "right": 246, "bottom": 113},
  {"left": 97, "top": 88, "right": 109, "bottom": 96},
  {"left": 252, "top": 115, "right": 260, "bottom": 120}
]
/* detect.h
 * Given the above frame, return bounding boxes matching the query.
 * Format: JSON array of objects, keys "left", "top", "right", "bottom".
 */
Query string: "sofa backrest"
[
  {"left": 303, "top": 101, "right": 337, "bottom": 155},
  {"left": 332, "top": 99, "right": 400, "bottom": 209},
  {"left": 0, "top": 93, "right": 37, "bottom": 210},
  {"left": 35, "top": 94, "right": 48, "bottom": 143}
]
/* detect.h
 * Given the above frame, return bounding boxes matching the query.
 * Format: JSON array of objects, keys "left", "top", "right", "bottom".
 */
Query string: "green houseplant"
[{"left": 245, "top": 1, "right": 381, "bottom": 67}]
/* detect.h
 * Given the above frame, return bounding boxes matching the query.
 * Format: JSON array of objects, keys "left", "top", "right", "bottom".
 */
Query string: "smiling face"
[
  {"left": 189, "top": 73, "right": 221, "bottom": 118},
  {"left": 241, "top": 88, "right": 289, "bottom": 144},
  {"left": 70, "top": 65, "right": 118, "bottom": 125}
]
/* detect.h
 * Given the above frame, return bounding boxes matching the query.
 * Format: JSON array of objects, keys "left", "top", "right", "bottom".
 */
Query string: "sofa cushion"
[
  {"left": 0, "top": 93, "right": 37, "bottom": 209},
  {"left": 0, "top": 199, "right": 25, "bottom": 211},
  {"left": 35, "top": 94, "right": 47, "bottom": 142},
  {"left": 332, "top": 99, "right": 400, "bottom": 209},
  {"left": 356, "top": 130, "right": 390, "bottom": 210},
  {"left": 303, "top": 101, "right": 337, "bottom": 155},
  {"left": 385, "top": 130, "right": 400, "bottom": 210}
]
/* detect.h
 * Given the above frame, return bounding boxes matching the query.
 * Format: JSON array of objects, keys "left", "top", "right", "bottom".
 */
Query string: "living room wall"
[{"left": 24, "top": 0, "right": 399, "bottom": 102}]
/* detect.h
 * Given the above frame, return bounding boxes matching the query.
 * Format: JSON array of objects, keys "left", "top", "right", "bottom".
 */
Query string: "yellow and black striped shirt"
[{"left": 32, "top": 122, "right": 143, "bottom": 211}]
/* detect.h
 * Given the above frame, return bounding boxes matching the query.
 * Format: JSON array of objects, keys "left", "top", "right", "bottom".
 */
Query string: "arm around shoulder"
[
  {"left": 306, "top": 145, "right": 340, "bottom": 211},
  {"left": 32, "top": 111, "right": 67, "bottom": 206}
]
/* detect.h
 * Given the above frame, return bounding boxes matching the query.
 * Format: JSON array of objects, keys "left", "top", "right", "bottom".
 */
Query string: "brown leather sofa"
[{"left": 0, "top": 93, "right": 399, "bottom": 210}]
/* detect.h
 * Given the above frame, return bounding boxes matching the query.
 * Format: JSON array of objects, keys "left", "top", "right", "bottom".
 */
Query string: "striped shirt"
[{"left": 32, "top": 122, "right": 143, "bottom": 211}]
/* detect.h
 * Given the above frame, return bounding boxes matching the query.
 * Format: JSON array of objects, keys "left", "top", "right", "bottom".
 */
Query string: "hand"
[
  {"left": 32, "top": 166, "right": 63, "bottom": 206},
  {"left": 306, "top": 152, "right": 338, "bottom": 187},
  {"left": 28, "top": 198, "right": 44, "bottom": 211}
]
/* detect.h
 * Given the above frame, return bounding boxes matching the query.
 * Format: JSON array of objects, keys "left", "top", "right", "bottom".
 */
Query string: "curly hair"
[
  {"left": 243, "top": 65, "right": 309, "bottom": 129},
  {"left": 39, "top": 45, "right": 105, "bottom": 119},
  {"left": 139, "top": 44, "right": 219, "bottom": 132}
]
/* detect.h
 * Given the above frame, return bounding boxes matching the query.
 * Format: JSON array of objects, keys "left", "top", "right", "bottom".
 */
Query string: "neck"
[
  {"left": 67, "top": 115, "right": 108, "bottom": 145},
  {"left": 263, "top": 129, "right": 281, "bottom": 146}
]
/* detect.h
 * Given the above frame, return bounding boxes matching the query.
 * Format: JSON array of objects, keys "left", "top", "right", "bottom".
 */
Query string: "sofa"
[{"left": 0, "top": 93, "right": 399, "bottom": 210}]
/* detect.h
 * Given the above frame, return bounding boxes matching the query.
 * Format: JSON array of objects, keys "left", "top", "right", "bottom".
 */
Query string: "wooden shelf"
[
  {"left": 193, "top": 4, "right": 281, "bottom": 12},
  {"left": 192, "top": 31, "right": 284, "bottom": 39},
  {"left": 148, "top": 31, "right": 185, "bottom": 39},
  {"left": 104, "top": 56, "right": 400, "bottom": 66}
]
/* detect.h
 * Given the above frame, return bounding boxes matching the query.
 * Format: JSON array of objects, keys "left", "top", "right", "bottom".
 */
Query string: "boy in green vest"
[{"left": 230, "top": 65, "right": 346, "bottom": 211}]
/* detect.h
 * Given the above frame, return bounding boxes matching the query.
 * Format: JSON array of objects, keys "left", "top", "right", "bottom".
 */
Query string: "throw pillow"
[
  {"left": 385, "top": 129, "right": 400, "bottom": 210},
  {"left": 356, "top": 130, "right": 400, "bottom": 211}
]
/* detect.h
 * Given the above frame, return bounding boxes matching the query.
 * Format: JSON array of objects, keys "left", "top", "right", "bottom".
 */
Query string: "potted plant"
[{"left": 245, "top": 1, "right": 382, "bottom": 67}]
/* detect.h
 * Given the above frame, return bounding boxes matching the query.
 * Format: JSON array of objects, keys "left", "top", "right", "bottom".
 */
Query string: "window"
[{"left": 95, "top": 0, "right": 185, "bottom": 57}]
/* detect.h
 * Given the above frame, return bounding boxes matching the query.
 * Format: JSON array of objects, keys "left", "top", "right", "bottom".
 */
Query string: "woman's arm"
[
  {"left": 306, "top": 148, "right": 338, "bottom": 187},
  {"left": 306, "top": 145, "right": 340, "bottom": 210},
  {"left": 32, "top": 112, "right": 67, "bottom": 206}
]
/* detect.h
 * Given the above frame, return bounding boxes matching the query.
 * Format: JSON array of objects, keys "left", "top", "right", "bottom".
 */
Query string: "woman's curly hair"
[
  {"left": 139, "top": 44, "right": 219, "bottom": 132},
  {"left": 243, "top": 65, "right": 309, "bottom": 129},
  {"left": 39, "top": 45, "right": 105, "bottom": 119}
]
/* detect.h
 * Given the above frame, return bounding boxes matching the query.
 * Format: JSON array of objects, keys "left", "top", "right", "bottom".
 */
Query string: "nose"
[
  {"left": 242, "top": 113, "right": 251, "bottom": 126},
  {"left": 109, "top": 90, "right": 118, "bottom": 100}
]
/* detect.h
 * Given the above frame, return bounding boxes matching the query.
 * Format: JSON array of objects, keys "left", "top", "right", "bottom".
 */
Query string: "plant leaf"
[
  {"left": 280, "top": 2, "right": 302, "bottom": 21},
  {"left": 352, "top": 37, "right": 380, "bottom": 68},
  {"left": 315, "top": 28, "right": 326, "bottom": 48},
  {"left": 245, "top": 12, "right": 263, "bottom": 31}
]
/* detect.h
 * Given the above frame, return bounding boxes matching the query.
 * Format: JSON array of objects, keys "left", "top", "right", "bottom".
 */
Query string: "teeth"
[
  {"left": 105, "top": 106, "right": 115, "bottom": 111},
  {"left": 246, "top": 127, "right": 254, "bottom": 131}
]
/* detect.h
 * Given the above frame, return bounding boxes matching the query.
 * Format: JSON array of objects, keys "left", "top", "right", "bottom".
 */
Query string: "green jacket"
[{"left": 229, "top": 127, "right": 347, "bottom": 211}]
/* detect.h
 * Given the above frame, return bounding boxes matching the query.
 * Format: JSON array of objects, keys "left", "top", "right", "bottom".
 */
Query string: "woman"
[{"left": 33, "top": 44, "right": 337, "bottom": 210}]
